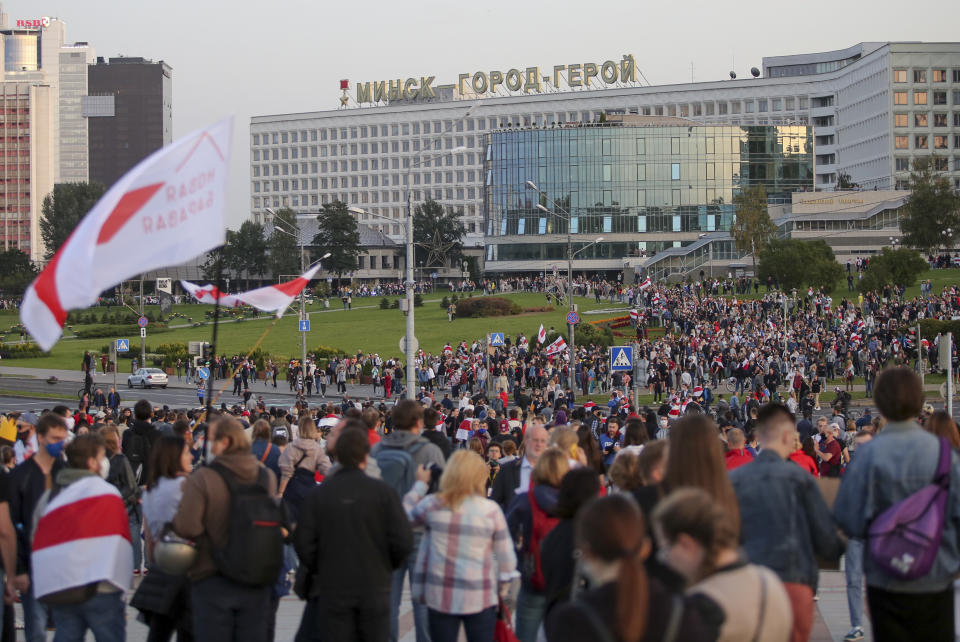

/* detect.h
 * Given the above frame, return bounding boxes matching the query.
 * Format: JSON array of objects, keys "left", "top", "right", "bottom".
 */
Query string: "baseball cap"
[{"left": 19, "top": 412, "right": 38, "bottom": 427}]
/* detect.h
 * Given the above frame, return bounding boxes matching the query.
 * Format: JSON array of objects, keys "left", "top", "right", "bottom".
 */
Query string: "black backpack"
[
  {"left": 124, "top": 430, "right": 149, "bottom": 484},
  {"left": 209, "top": 462, "right": 284, "bottom": 587}
]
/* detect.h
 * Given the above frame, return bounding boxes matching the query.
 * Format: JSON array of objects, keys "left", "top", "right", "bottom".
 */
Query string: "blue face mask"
[{"left": 45, "top": 441, "right": 65, "bottom": 458}]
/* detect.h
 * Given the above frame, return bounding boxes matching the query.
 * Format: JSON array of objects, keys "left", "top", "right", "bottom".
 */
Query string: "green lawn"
[{"left": 1, "top": 293, "right": 630, "bottom": 370}]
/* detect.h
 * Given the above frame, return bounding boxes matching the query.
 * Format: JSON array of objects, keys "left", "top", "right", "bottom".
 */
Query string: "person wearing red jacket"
[{"left": 724, "top": 428, "right": 754, "bottom": 471}]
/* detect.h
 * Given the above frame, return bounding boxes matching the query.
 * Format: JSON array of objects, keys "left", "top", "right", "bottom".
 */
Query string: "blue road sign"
[
  {"left": 137, "top": 316, "right": 148, "bottom": 328},
  {"left": 567, "top": 311, "right": 580, "bottom": 325},
  {"left": 197, "top": 367, "right": 210, "bottom": 380},
  {"left": 299, "top": 319, "right": 311, "bottom": 332},
  {"left": 115, "top": 339, "right": 129, "bottom": 352},
  {"left": 610, "top": 346, "right": 634, "bottom": 372},
  {"left": 489, "top": 332, "right": 505, "bottom": 347}
]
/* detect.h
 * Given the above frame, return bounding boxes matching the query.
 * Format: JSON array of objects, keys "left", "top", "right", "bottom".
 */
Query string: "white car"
[{"left": 128, "top": 368, "right": 168, "bottom": 389}]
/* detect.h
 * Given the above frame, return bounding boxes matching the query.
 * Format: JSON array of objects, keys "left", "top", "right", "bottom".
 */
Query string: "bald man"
[{"left": 490, "top": 423, "right": 549, "bottom": 509}]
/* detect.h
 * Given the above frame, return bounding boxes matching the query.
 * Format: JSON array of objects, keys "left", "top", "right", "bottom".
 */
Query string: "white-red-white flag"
[
  {"left": 21, "top": 118, "right": 233, "bottom": 350},
  {"left": 31, "top": 476, "right": 132, "bottom": 599},
  {"left": 537, "top": 324, "right": 547, "bottom": 344},
  {"left": 181, "top": 264, "right": 320, "bottom": 317},
  {"left": 638, "top": 277, "right": 652, "bottom": 290},
  {"left": 545, "top": 336, "right": 567, "bottom": 355}
]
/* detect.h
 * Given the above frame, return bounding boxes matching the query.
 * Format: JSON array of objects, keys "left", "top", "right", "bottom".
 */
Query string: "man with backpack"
[
  {"left": 835, "top": 367, "right": 960, "bottom": 641},
  {"left": 121, "top": 400, "right": 159, "bottom": 485},
  {"left": 371, "top": 399, "right": 445, "bottom": 642},
  {"left": 295, "top": 424, "right": 413, "bottom": 641},
  {"left": 173, "top": 416, "right": 283, "bottom": 642}
]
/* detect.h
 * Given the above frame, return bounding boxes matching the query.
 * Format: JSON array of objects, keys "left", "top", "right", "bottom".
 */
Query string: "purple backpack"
[{"left": 868, "top": 437, "right": 951, "bottom": 580}]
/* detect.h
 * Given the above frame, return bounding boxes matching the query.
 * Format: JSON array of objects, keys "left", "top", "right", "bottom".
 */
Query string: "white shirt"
[{"left": 516, "top": 455, "right": 535, "bottom": 495}]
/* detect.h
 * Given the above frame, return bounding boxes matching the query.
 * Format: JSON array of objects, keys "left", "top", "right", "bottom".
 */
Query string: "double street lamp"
[
  {"left": 265, "top": 208, "right": 329, "bottom": 372},
  {"left": 525, "top": 180, "right": 604, "bottom": 393}
]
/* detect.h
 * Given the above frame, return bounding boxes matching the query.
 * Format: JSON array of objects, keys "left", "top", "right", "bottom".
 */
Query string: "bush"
[
  {"left": 379, "top": 297, "right": 391, "bottom": 310},
  {"left": 440, "top": 296, "right": 450, "bottom": 309},
  {"left": 391, "top": 299, "right": 400, "bottom": 309},
  {"left": 309, "top": 344, "right": 348, "bottom": 359},
  {"left": 455, "top": 297, "right": 522, "bottom": 318},
  {"left": 74, "top": 324, "right": 168, "bottom": 339},
  {"left": 414, "top": 293, "right": 423, "bottom": 307},
  {"left": 0, "top": 343, "right": 46, "bottom": 359},
  {"left": 859, "top": 247, "right": 928, "bottom": 293}
]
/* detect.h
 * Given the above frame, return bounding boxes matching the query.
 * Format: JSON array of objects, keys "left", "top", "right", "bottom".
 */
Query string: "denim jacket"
[
  {"left": 834, "top": 420, "right": 960, "bottom": 593},
  {"left": 730, "top": 449, "right": 843, "bottom": 588}
]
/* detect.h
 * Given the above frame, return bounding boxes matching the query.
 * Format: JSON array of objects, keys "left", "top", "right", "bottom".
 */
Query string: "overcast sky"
[{"left": 14, "top": 0, "right": 960, "bottom": 227}]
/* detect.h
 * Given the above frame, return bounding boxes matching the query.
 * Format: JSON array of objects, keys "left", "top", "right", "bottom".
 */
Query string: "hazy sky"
[{"left": 14, "top": 0, "right": 960, "bottom": 227}]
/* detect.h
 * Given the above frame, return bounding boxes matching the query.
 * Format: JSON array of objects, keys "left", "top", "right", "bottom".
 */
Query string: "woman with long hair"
[
  {"left": 136, "top": 435, "right": 195, "bottom": 642},
  {"left": 277, "top": 415, "right": 330, "bottom": 522},
  {"left": 506, "top": 448, "right": 571, "bottom": 642},
  {"left": 99, "top": 424, "right": 142, "bottom": 573},
  {"left": 545, "top": 494, "right": 715, "bottom": 641},
  {"left": 403, "top": 450, "right": 518, "bottom": 642},
  {"left": 923, "top": 410, "right": 960, "bottom": 448},
  {"left": 654, "top": 488, "right": 793, "bottom": 641}
]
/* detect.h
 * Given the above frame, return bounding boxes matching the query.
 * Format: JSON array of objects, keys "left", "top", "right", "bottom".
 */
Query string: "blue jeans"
[
  {"left": 191, "top": 574, "right": 271, "bottom": 642},
  {"left": 514, "top": 587, "right": 546, "bottom": 642},
  {"left": 22, "top": 581, "right": 49, "bottom": 642},
  {"left": 51, "top": 590, "right": 125, "bottom": 642},
  {"left": 389, "top": 535, "right": 430, "bottom": 642},
  {"left": 427, "top": 606, "right": 496, "bottom": 642},
  {"left": 846, "top": 538, "right": 865, "bottom": 629},
  {"left": 130, "top": 510, "right": 143, "bottom": 572}
]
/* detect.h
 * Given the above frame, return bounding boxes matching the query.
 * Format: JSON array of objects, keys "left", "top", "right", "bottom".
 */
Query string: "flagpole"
[{"left": 204, "top": 254, "right": 223, "bottom": 422}]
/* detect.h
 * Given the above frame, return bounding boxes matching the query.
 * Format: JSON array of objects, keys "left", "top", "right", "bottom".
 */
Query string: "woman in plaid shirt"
[{"left": 404, "top": 450, "right": 519, "bottom": 642}]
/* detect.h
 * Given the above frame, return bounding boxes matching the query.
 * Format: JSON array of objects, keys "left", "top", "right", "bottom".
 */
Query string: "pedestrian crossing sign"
[
  {"left": 489, "top": 332, "right": 505, "bottom": 347},
  {"left": 115, "top": 339, "right": 129, "bottom": 353},
  {"left": 610, "top": 346, "right": 633, "bottom": 371}
]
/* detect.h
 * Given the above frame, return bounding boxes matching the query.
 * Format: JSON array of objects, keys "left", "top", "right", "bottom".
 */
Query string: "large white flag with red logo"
[
  {"left": 181, "top": 264, "right": 320, "bottom": 317},
  {"left": 545, "top": 336, "right": 567, "bottom": 355},
  {"left": 31, "top": 475, "right": 132, "bottom": 599},
  {"left": 20, "top": 118, "right": 233, "bottom": 350}
]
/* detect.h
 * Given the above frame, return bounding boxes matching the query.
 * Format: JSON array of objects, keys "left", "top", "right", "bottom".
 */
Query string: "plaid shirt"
[{"left": 404, "top": 481, "right": 518, "bottom": 614}]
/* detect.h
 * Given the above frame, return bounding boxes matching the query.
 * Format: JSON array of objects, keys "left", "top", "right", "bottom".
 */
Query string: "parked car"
[{"left": 128, "top": 367, "right": 168, "bottom": 389}]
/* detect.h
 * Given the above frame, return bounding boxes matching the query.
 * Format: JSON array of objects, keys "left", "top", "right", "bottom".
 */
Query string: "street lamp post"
[
  {"left": 527, "top": 181, "right": 603, "bottom": 394},
  {"left": 267, "top": 209, "right": 329, "bottom": 376}
]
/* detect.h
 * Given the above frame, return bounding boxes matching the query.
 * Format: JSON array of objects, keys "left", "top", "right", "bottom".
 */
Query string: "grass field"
[{"left": 0, "top": 292, "right": 630, "bottom": 370}]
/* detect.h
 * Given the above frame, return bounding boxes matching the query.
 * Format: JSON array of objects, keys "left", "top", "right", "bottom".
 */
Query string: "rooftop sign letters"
[
  {"left": 353, "top": 54, "right": 638, "bottom": 104},
  {"left": 16, "top": 17, "right": 50, "bottom": 28}
]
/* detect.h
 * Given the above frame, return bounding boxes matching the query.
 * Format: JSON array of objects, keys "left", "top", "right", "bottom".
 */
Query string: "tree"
[
  {"left": 225, "top": 221, "right": 266, "bottom": 289},
  {"left": 836, "top": 171, "right": 859, "bottom": 190},
  {"left": 413, "top": 199, "right": 465, "bottom": 269},
  {"left": 39, "top": 182, "right": 106, "bottom": 260},
  {"left": 0, "top": 248, "right": 37, "bottom": 295},
  {"left": 900, "top": 156, "right": 960, "bottom": 253},
  {"left": 757, "top": 239, "right": 844, "bottom": 292},
  {"left": 858, "top": 247, "right": 928, "bottom": 293},
  {"left": 267, "top": 208, "right": 301, "bottom": 279},
  {"left": 731, "top": 185, "right": 775, "bottom": 273},
  {"left": 312, "top": 201, "right": 360, "bottom": 285}
]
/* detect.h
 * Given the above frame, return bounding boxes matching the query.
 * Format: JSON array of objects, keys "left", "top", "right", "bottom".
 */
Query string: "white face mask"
[
  {"left": 64, "top": 417, "right": 75, "bottom": 431},
  {"left": 205, "top": 449, "right": 217, "bottom": 465},
  {"left": 98, "top": 456, "right": 110, "bottom": 479}
]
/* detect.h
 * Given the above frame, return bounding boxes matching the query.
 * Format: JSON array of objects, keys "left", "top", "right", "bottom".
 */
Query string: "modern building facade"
[
  {"left": 484, "top": 117, "right": 813, "bottom": 273},
  {"left": 58, "top": 41, "right": 95, "bottom": 182},
  {"left": 86, "top": 56, "right": 172, "bottom": 189},
  {"left": 249, "top": 41, "right": 960, "bottom": 259}
]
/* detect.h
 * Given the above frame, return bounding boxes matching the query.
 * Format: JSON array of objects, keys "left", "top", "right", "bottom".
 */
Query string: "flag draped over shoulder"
[
  {"left": 21, "top": 118, "right": 234, "bottom": 351},
  {"left": 31, "top": 476, "right": 133, "bottom": 599},
  {"left": 181, "top": 264, "right": 320, "bottom": 317}
]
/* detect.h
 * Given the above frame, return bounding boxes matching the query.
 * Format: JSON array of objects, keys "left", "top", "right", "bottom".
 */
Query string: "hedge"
[
  {"left": 455, "top": 297, "right": 522, "bottom": 318},
  {"left": 73, "top": 324, "right": 168, "bottom": 339},
  {"left": 0, "top": 343, "right": 46, "bottom": 359},
  {"left": 918, "top": 319, "right": 960, "bottom": 341}
]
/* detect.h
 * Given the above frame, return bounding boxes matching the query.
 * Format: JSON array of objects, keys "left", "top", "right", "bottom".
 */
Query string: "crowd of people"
[{"left": 0, "top": 362, "right": 956, "bottom": 642}]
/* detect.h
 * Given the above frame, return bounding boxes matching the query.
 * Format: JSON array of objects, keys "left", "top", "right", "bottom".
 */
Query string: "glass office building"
[{"left": 483, "top": 117, "right": 813, "bottom": 272}]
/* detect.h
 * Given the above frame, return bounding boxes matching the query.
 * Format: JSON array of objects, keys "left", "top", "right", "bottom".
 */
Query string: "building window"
[
  {"left": 895, "top": 157, "right": 910, "bottom": 171},
  {"left": 252, "top": 134, "right": 260, "bottom": 145},
  {"left": 915, "top": 91, "right": 928, "bottom": 105},
  {"left": 636, "top": 138, "right": 645, "bottom": 155},
  {"left": 785, "top": 97, "right": 795, "bottom": 110},
  {"left": 955, "top": 135, "right": 960, "bottom": 149},
  {"left": 934, "top": 135, "right": 949, "bottom": 149},
  {"left": 718, "top": 102, "right": 728, "bottom": 115},
  {"left": 915, "top": 135, "right": 928, "bottom": 149},
  {"left": 758, "top": 99, "right": 768, "bottom": 112},
  {"left": 637, "top": 190, "right": 646, "bottom": 207},
  {"left": 706, "top": 162, "right": 715, "bottom": 179},
  {"left": 894, "top": 69, "right": 907, "bottom": 82},
  {"left": 602, "top": 165, "right": 612, "bottom": 181},
  {"left": 934, "top": 113, "right": 948, "bottom": 127},
  {"left": 671, "top": 163, "right": 680, "bottom": 180},
  {"left": 744, "top": 100, "right": 755, "bottom": 113},
  {"left": 670, "top": 138, "right": 680, "bottom": 154},
  {"left": 916, "top": 113, "right": 928, "bottom": 127},
  {"left": 637, "top": 164, "right": 646, "bottom": 181},
  {"left": 934, "top": 92, "right": 947, "bottom": 105},
  {"left": 894, "top": 92, "right": 908, "bottom": 105},
  {"left": 895, "top": 113, "right": 908, "bottom": 127},
  {"left": 955, "top": 113, "right": 960, "bottom": 127},
  {"left": 934, "top": 157, "right": 949, "bottom": 171},
  {"left": 895, "top": 136, "right": 910, "bottom": 149},
  {"left": 772, "top": 98, "right": 782, "bottom": 111},
  {"left": 914, "top": 69, "right": 927, "bottom": 83},
  {"left": 933, "top": 69, "right": 947, "bottom": 82},
  {"left": 602, "top": 139, "right": 612, "bottom": 155}
]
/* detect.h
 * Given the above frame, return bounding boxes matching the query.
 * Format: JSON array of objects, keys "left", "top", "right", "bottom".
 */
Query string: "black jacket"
[
  {"left": 490, "top": 458, "right": 522, "bottom": 509},
  {"left": 294, "top": 467, "right": 412, "bottom": 599},
  {"left": 9, "top": 457, "right": 63, "bottom": 574},
  {"left": 421, "top": 429, "right": 452, "bottom": 459}
]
